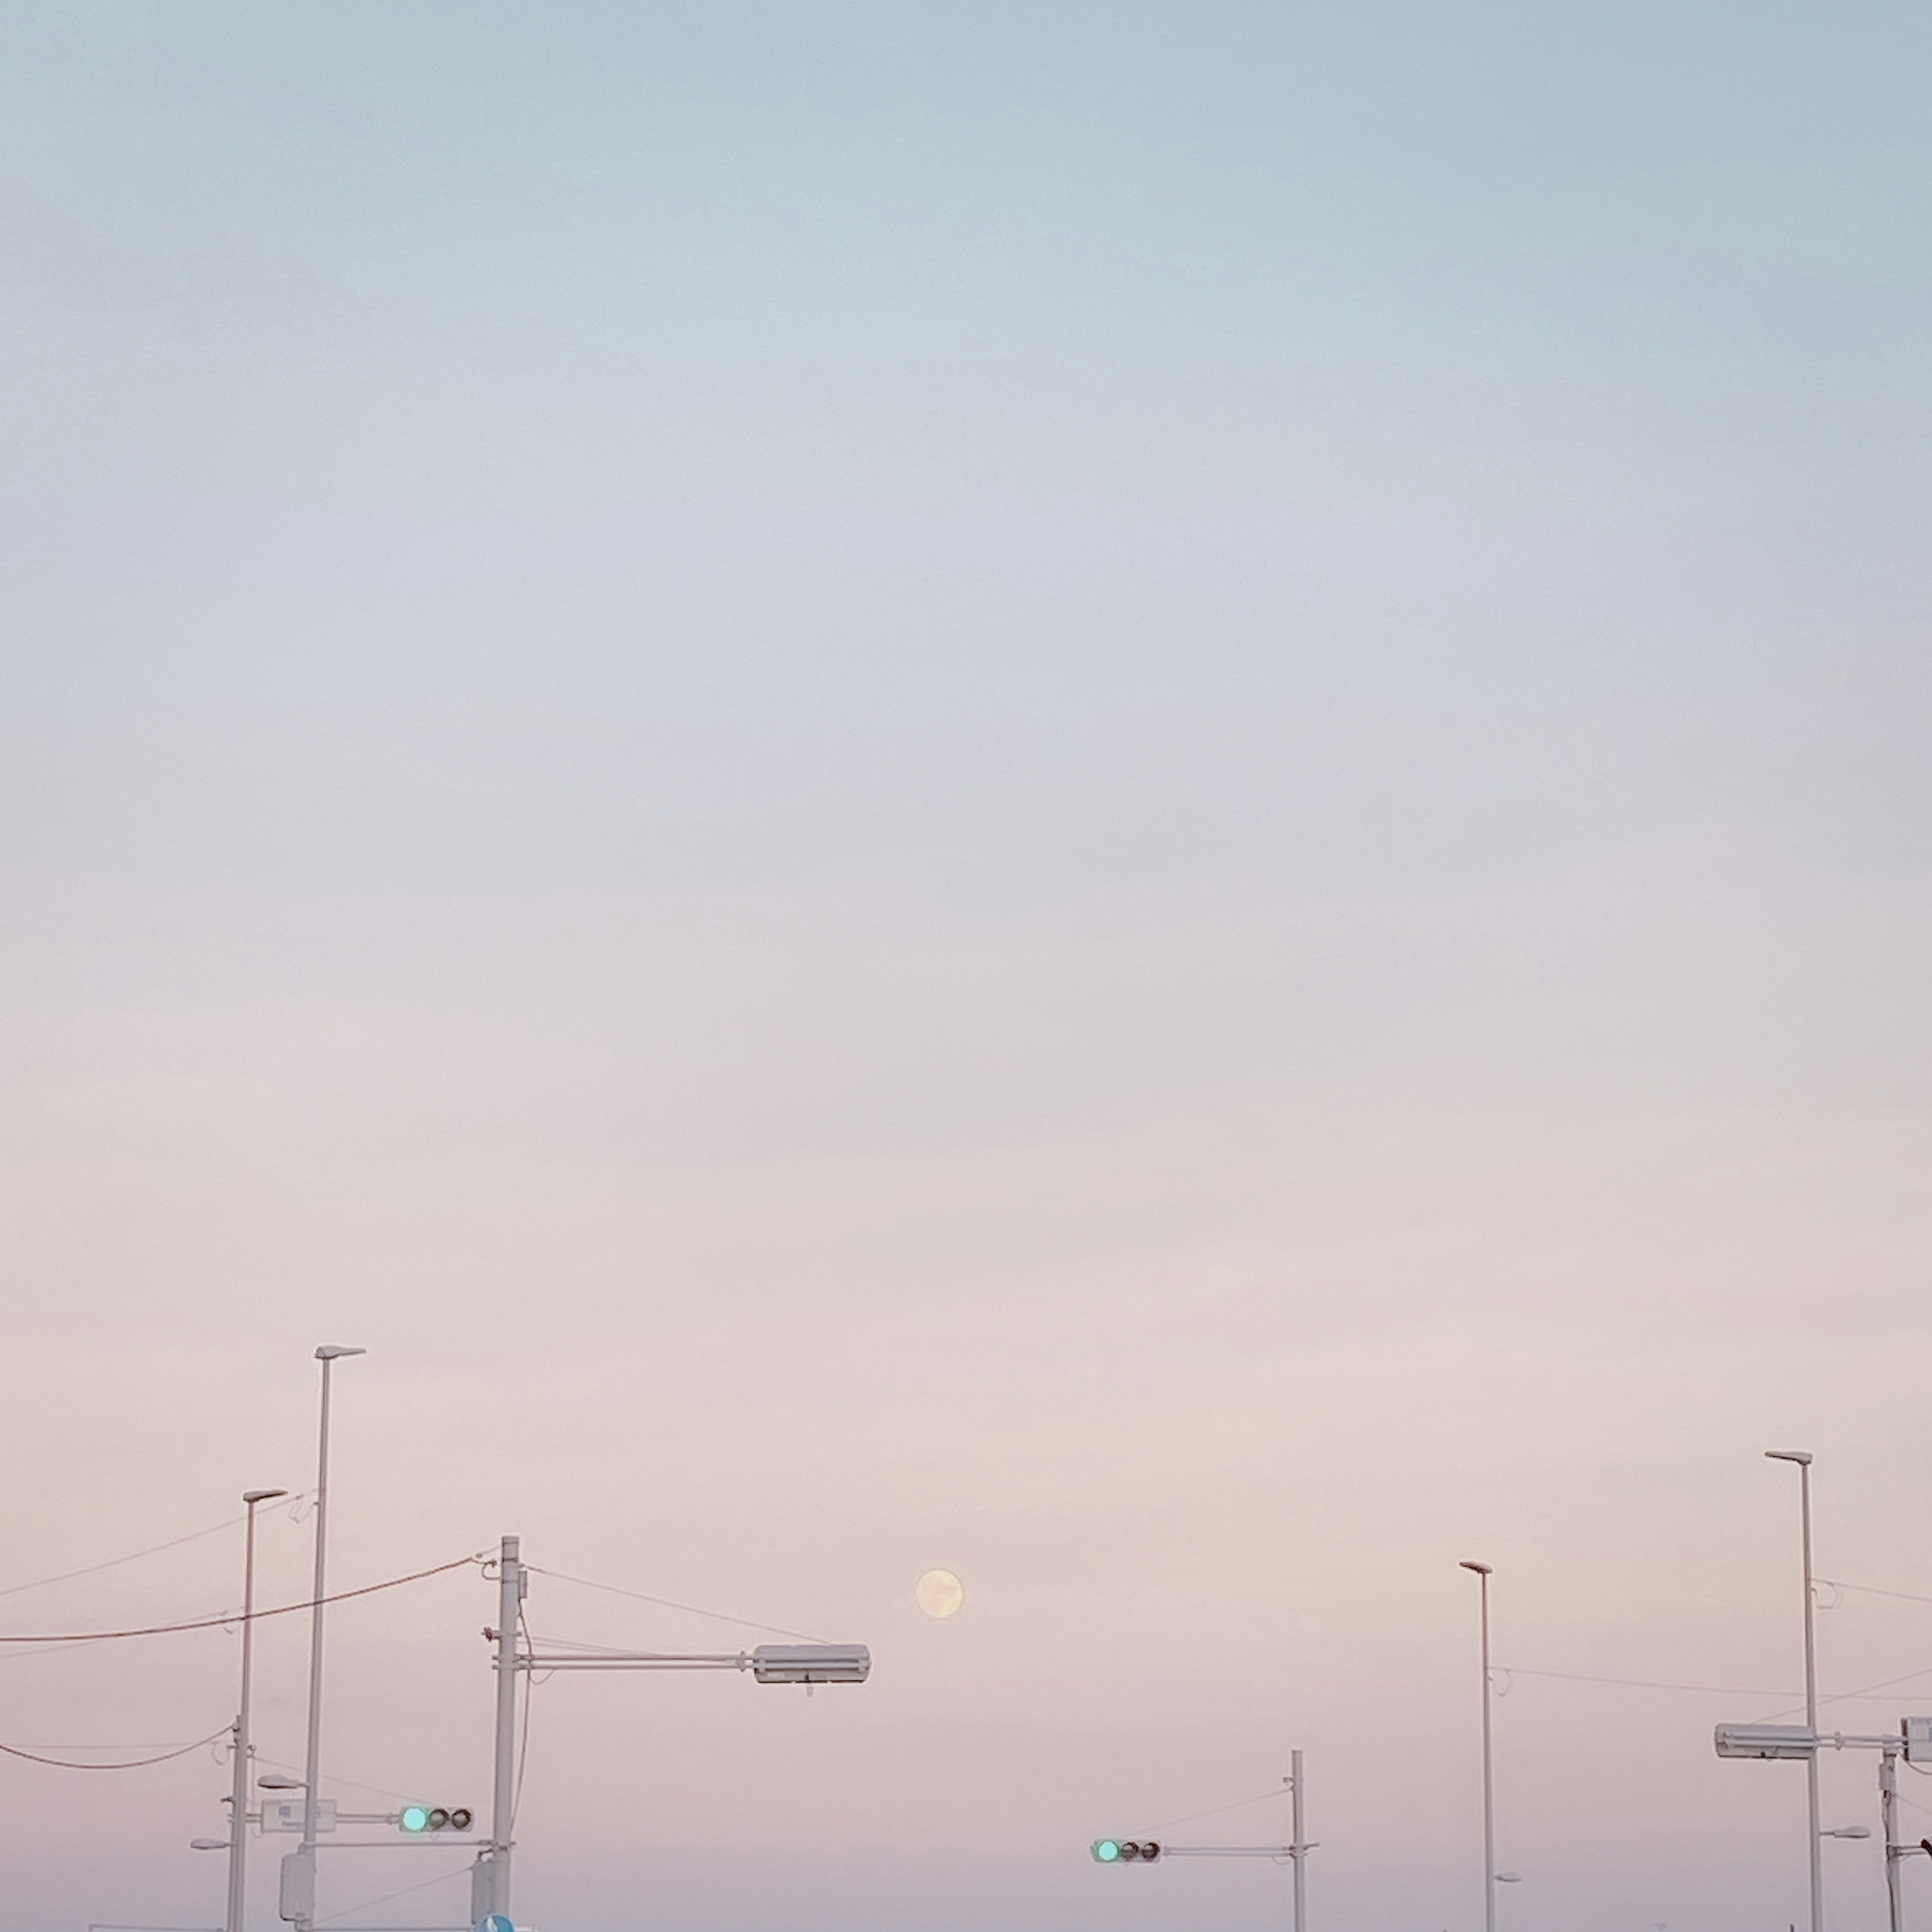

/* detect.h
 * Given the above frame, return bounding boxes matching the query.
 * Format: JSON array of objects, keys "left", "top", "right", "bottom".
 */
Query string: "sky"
[{"left": 2, "top": 4, "right": 1930, "bottom": 1930}]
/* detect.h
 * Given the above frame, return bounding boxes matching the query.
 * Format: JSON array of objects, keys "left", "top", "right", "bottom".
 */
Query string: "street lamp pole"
[
  {"left": 1767, "top": 1451, "right": 1822, "bottom": 1932},
  {"left": 225, "top": 1487, "right": 288, "bottom": 1932},
  {"left": 294, "top": 1346, "right": 364, "bottom": 1932},
  {"left": 1460, "top": 1562, "right": 1496, "bottom": 1932}
]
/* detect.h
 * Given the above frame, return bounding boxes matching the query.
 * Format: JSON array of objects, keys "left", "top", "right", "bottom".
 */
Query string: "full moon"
[{"left": 915, "top": 1568, "right": 964, "bottom": 1618}]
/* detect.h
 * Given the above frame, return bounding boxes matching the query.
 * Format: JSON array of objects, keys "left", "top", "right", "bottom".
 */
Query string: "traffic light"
[
  {"left": 1091, "top": 1839, "right": 1162, "bottom": 1864},
  {"left": 398, "top": 1804, "right": 473, "bottom": 1833}
]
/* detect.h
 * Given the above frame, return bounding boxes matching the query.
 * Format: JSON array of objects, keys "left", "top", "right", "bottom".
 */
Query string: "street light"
[
  {"left": 1766, "top": 1448, "right": 1823, "bottom": 1932},
  {"left": 291, "top": 1346, "right": 364, "bottom": 1932},
  {"left": 1823, "top": 1828, "right": 1871, "bottom": 1841},
  {"left": 1460, "top": 1561, "right": 1499, "bottom": 1932},
  {"left": 479, "top": 1541, "right": 874, "bottom": 1931},
  {"left": 224, "top": 1487, "right": 288, "bottom": 1932}
]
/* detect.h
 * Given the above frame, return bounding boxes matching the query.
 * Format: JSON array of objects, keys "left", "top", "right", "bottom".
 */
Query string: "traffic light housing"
[
  {"left": 398, "top": 1804, "right": 473, "bottom": 1833},
  {"left": 1091, "top": 1839, "right": 1162, "bottom": 1863}
]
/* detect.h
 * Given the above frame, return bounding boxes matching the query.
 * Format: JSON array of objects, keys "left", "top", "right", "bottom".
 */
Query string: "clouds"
[{"left": 3, "top": 7, "right": 1929, "bottom": 1930}]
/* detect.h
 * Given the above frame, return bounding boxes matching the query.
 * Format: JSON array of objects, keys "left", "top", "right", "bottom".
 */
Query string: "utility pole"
[
  {"left": 473, "top": 1539, "right": 868, "bottom": 1927},
  {"left": 481, "top": 1535, "right": 525, "bottom": 1923},
  {"left": 1288, "top": 1749, "right": 1308, "bottom": 1932},
  {"left": 1880, "top": 1742, "right": 1903, "bottom": 1932}
]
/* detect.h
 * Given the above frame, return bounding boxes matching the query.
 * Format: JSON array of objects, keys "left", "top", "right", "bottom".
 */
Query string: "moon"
[{"left": 916, "top": 1568, "right": 964, "bottom": 1619}]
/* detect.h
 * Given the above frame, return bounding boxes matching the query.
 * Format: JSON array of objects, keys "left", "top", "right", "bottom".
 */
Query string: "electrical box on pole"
[{"left": 277, "top": 1852, "right": 314, "bottom": 1926}]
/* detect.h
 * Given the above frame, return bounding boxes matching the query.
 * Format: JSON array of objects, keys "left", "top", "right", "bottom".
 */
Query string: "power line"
[
  {"left": 1152, "top": 1786, "right": 1292, "bottom": 1830},
  {"left": 0, "top": 1553, "right": 485, "bottom": 1646},
  {"left": 314, "top": 1863, "right": 470, "bottom": 1925},
  {"left": 1499, "top": 1662, "right": 1932, "bottom": 1703},
  {"left": 1820, "top": 1578, "right": 1932, "bottom": 1609},
  {"left": 524, "top": 1566, "right": 826, "bottom": 1642},
  {"left": 0, "top": 1725, "right": 230, "bottom": 1771},
  {"left": 1750, "top": 1661, "right": 1932, "bottom": 1725},
  {"left": 0, "top": 1497, "right": 311, "bottom": 1602},
  {"left": 1498, "top": 1665, "right": 1796, "bottom": 1697},
  {"left": 254, "top": 1755, "right": 415, "bottom": 1805}
]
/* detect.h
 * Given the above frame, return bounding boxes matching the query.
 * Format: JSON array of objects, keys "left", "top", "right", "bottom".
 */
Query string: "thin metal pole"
[
  {"left": 297, "top": 1354, "right": 334, "bottom": 1929},
  {"left": 1479, "top": 1572, "right": 1495, "bottom": 1932},
  {"left": 488, "top": 1536, "right": 523, "bottom": 1919},
  {"left": 1880, "top": 1744, "right": 1902, "bottom": 1932},
  {"left": 297, "top": 1348, "right": 361, "bottom": 1932},
  {"left": 226, "top": 1491, "right": 283, "bottom": 1932},
  {"left": 1289, "top": 1748, "right": 1306, "bottom": 1932},
  {"left": 1799, "top": 1461, "right": 1823, "bottom": 1932}
]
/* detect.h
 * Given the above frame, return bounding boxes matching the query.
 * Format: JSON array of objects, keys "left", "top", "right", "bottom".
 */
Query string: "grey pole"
[
  {"left": 1767, "top": 1452, "right": 1821, "bottom": 1932},
  {"left": 1461, "top": 1562, "right": 1496, "bottom": 1932},
  {"left": 1880, "top": 1742, "right": 1903, "bottom": 1932},
  {"left": 487, "top": 1535, "right": 524, "bottom": 1919},
  {"left": 225, "top": 1488, "right": 288, "bottom": 1932},
  {"left": 1289, "top": 1749, "right": 1307, "bottom": 1932},
  {"left": 295, "top": 1347, "right": 364, "bottom": 1932}
]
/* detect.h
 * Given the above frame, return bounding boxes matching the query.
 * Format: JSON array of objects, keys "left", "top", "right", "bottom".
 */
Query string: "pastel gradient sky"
[{"left": 3, "top": 7, "right": 1929, "bottom": 1932}]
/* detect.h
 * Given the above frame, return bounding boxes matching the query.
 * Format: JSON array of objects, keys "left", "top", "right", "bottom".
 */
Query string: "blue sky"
[{"left": 3, "top": 9, "right": 1930, "bottom": 1932}]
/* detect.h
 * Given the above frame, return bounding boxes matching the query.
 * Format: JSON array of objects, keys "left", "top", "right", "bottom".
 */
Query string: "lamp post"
[
  {"left": 291, "top": 1346, "right": 364, "bottom": 1932},
  {"left": 1460, "top": 1561, "right": 1497, "bottom": 1932},
  {"left": 1766, "top": 1450, "right": 1822, "bottom": 1932},
  {"left": 224, "top": 1487, "right": 288, "bottom": 1932}
]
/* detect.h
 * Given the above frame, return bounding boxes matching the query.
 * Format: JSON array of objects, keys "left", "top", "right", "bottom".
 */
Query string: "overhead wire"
[
  {"left": 1751, "top": 1661, "right": 1932, "bottom": 1725},
  {"left": 254, "top": 1755, "right": 417, "bottom": 1805},
  {"left": 1497, "top": 1665, "right": 1798, "bottom": 1697},
  {"left": 511, "top": 1605, "right": 534, "bottom": 1831},
  {"left": 1818, "top": 1578, "right": 1932, "bottom": 1609},
  {"left": 0, "top": 1553, "right": 486, "bottom": 1647},
  {"left": 0, "top": 1724, "right": 232, "bottom": 1771},
  {"left": 313, "top": 1862, "right": 471, "bottom": 1924},
  {"left": 524, "top": 1566, "right": 825, "bottom": 1642},
  {"left": 0, "top": 1498, "right": 310, "bottom": 1602},
  {"left": 1151, "top": 1785, "right": 1292, "bottom": 1830},
  {"left": 1498, "top": 1662, "right": 1932, "bottom": 1703}
]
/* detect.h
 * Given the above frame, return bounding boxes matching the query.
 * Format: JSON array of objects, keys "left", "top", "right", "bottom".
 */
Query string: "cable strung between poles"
[
  {"left": 523, "top": 1564, "right": 827, "bottom": 1642},
  {"left": 0, "top": 1552, "right": 488, "bottom": 1645},
  {"left": 0, "top": 1724, "right": 232, "bottom": 1770}
]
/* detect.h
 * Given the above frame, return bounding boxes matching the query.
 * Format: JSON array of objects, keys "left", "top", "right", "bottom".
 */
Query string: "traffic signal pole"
[
  {"left": 485, "top": 1535, "right": 524, "bottom": 1922},
  {"left": 475, "top": 1535, "right": 866, "bottom": 1929},
  {"left": 1092, "top": 1751, "right": 1316, "bottom": 1929}
]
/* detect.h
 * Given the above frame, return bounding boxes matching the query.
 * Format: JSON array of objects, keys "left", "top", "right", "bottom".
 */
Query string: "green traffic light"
[
  {"left": 1092, "top": 1839, "right": 1121, "bottom": 1863},
  {"left": 400, "top": 1805, "right": 429, "bottom": 1832}
]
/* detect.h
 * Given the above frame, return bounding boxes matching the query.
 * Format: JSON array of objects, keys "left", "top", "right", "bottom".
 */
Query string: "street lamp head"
[
  {"left": 243, "top": 1488, "right": 289, "bottom": 1505},
  {"left": 1460, "top": 1560, "right": 1493, "bottom": 1576},
  {"left": 1497, "top": 1872, "right": 1522, "bottom": 1883},
  {"left": 1822, "top": 1826, "right": 1871, "bottom": 1840},
  {"left": 190, "top": 1838, "right": 229, "bottom": 1850},
  {"left": 315, "top": 1345, "right": 367, "bottom": 1361},
  {"left": 1765, "top": 1449, "right": 1814, "bottom": 1466},
  {"left": 258, "top": 1774, "right": 305, "bottom": 1790}
]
